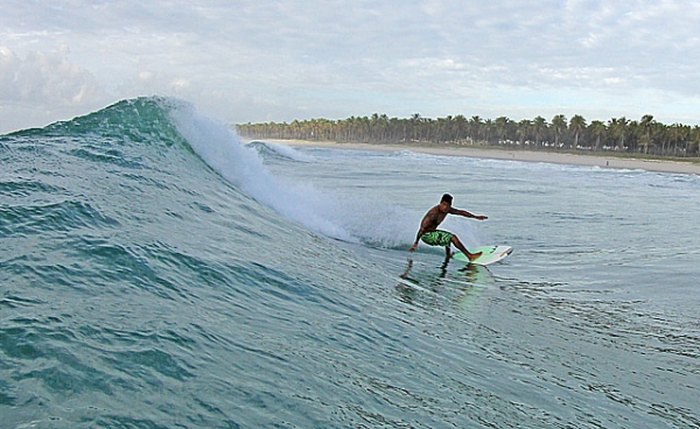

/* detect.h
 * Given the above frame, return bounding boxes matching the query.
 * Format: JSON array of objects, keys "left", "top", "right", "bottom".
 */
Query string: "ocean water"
[{"left": 1, "top": 97, "right": 699, "bottom": 428}]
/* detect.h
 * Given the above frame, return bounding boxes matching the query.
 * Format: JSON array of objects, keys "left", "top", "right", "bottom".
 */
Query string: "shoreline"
[{"left": 255, "top": 138, "right": 700, "bottom": 175}]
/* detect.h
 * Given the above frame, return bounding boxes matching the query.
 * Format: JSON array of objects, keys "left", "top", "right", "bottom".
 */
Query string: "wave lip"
[{"left": 167, "top": 102, "right": 358, "bottom": 242}]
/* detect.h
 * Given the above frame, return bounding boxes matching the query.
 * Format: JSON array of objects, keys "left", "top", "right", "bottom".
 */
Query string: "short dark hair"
[{"left": 441, "top": 193, "right": 453, "bottom": 204}]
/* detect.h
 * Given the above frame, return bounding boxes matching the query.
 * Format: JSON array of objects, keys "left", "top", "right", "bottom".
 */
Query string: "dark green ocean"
[{"left": 2, "top": 97, "right": 699, "bottom": 428}]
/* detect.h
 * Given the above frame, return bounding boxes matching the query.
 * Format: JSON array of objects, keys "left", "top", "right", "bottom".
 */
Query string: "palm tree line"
[{"left": 237, "top": 113, "right": 700, "bottom": 158}]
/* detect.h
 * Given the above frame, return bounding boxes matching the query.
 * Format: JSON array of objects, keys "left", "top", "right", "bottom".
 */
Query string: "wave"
[
  {"left": 165, "top": 101, "right": 442, "bottom": 248},
  {"left": 4, "top": 97, "right": 475, "bottom": 249},
  {"left": 4, "top": 98, "right": 351, "bottom": 239},
  {"left": 8, "top": 97, "right": 187, "bottom": 147},
  {"left": 246, "top": 141, "right": 315, "bottom": 163},
  {"left": 166, "top": 102, "right": 358, "bottom": 241}
]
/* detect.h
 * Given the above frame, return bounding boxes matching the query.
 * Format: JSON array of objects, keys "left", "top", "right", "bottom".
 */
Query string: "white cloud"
[
  {"left": 0, "top": 0, "right": 699, "bottom": 133},
  {"left": 0, "top": 44, "right": 109, "bottom": 131},
  {"left": 0, "top": 45, "right": 104, "bottom": 106}
]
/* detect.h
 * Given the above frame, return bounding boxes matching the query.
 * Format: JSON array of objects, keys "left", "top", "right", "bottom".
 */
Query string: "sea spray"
[
  {"left": 168, "top": 102, "right": 353, "bottom": 241},
  {"left": 248, "top": 141, "right": 482, "bottom": 249},
  {"left": 168, "top": 102, "right": 479, "bottom": 249}
]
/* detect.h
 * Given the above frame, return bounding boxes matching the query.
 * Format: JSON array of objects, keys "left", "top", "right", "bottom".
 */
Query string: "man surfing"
[{"left": 409, "top": 193, "right": 488, "bottom": 261}]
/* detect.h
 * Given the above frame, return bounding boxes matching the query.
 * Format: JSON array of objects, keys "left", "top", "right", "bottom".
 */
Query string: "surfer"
[{"left": 409, "top": 193, "right": 487, "bottom": 261}]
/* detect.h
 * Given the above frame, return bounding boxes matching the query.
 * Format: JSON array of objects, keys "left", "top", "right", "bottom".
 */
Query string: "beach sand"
[{"left": 258, "top": 139, "right": 700, "bottom": 175}]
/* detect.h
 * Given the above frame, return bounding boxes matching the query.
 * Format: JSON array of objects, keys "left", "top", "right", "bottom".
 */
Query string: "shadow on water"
[
  {"left": 390, "top": 253, "right": 700, "bottom": 428},
  {"left": 395, "top": 256, "right": 498, "bottom": 312}
]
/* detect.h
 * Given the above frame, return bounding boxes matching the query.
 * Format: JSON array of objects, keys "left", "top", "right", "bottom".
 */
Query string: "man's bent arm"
[
  {"left": 414, "top": 227, "right": 426, "bottom": 244},
  {"left": 410, "top": 218, "right": 432, "bottom": 251}
]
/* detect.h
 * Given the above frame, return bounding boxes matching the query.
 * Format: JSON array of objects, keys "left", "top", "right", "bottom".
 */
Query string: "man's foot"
[{"left": 468, "top": 251, "right": 482, "bottom": 262}]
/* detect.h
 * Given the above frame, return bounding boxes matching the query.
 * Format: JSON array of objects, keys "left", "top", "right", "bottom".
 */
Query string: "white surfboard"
[{"left": 452, "top": 245, "right": 513, "bottom": 266}]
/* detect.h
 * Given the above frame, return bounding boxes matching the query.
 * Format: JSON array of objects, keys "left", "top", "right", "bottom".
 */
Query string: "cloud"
[
  {"left": 0, "top": 45, "right": 105, "bottom": 108},
  {"left": 1, "top": 0, "right": 700, "bottom": 132}
]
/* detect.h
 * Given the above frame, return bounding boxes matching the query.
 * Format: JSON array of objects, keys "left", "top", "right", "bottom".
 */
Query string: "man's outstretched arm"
[{"left": 450, "top": 207, "right": 488, "bottom": 220}]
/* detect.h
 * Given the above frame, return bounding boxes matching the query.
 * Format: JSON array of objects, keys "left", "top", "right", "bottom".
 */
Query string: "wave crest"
[{"left": 9, "top": 97, "right": 187, "bottom": 147}]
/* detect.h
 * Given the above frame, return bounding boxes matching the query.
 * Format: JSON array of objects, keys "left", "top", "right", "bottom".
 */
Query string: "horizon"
[
  {"left": 4, "top": 95, "right": 698, "bottom": 136},
  {"left": 2, "top": 1, "right": 700, "bottom": 134}
]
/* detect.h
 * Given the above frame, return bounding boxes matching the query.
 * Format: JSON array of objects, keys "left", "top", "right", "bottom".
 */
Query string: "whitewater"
[{"left": 1, "top": 97, "right": 699, "bottom": 428}]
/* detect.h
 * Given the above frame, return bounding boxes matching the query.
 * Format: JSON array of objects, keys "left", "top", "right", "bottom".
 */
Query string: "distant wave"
[{"left": 246, "top": 141, "right": 315, "bottom": 163}]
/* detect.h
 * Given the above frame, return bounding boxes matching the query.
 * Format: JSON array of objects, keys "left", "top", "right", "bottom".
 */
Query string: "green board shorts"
[{"left": 420, "top": 230, "right": 454, "bottom": 247}]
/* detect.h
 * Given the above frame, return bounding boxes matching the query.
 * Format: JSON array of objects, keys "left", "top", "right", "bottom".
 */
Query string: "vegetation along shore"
[{"left": 237, "top": 113, "right": 700, "bottom": 161}]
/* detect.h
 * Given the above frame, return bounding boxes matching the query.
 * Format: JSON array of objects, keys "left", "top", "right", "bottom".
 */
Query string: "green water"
[{"left": 2, "top": 98, "right": 699, "bottom": 428}]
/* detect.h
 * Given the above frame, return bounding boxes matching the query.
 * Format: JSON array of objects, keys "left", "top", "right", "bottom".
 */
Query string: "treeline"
[{"left": 237, "top": 113, "right": 700, "bottom": 158}]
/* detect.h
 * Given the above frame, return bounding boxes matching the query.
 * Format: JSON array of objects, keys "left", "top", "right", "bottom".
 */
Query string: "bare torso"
[{"left": 420, "top": 205, "right": 448, "bottom": 233}]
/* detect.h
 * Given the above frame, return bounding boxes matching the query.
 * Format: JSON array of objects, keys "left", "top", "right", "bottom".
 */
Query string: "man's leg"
[{"left": 451, "top": 235, "right": 482, "bottom": 261}]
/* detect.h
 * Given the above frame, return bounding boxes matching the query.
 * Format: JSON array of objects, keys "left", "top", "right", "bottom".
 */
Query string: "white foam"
[
  {"left": 167, "top": 102, "right": 481, "bottom": 249},
  {"left": 168, "top": 102, "right": 351, "bottom": 241}
]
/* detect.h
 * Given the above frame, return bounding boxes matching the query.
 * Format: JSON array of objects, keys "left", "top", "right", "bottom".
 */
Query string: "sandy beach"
[{"left": 258, "top": 139, "right": 700, "bottom": 175}]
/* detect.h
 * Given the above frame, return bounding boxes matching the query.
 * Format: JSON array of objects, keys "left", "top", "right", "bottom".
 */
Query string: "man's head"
[{"left": 439, "top": 193, "right": 453, "bottom": 212}]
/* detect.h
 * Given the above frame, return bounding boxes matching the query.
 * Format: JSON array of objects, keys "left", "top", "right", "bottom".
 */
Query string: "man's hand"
[
  {"left": 409, "top": 243, "right": 418, "bottom": 252},
  {"left": 475, "top": 215, "right": 488, "bottom": 221}
]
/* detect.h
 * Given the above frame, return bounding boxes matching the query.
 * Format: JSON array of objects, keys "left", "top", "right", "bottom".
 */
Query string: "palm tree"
[
  {"left": 569, "top": 115, "right": 587, "bottom": 149},
  {"left": 484, "top": 119, "right": 495, "bottom": 144},
  {"left": 589, "top": 120, "right": 606, "bottom": 151},
  {"left": 691, "top": 126, "right": 700, "bottom": 156},
  {"left": 470, "top": 116, "right": 484, "bottom": 142},
  {"left": 517, "top": 119, "right": 533, "bottom": 146},
  {"left": 494, "top": 116, "right": 512, "bottom": 144},
  {"left": 410, "top": 113, "right": 422, "bottom": 142},
  {"left": 670, "top": 124, "right": 692, "bottom": 156},
  {"left": 609, "top": 117, "right": 629, "bottom": 151},
  {"left": 453, "top": 115, "right": 468, "bottom": 144},
  {"left": 640, "top": 114, "right": 655, "bottom": 154},
  {"left": 533, "top": 116, "right": 548, "bottom": 148},
  {"left": 551, "top": 115, "right": 567, "bottom": 148}
]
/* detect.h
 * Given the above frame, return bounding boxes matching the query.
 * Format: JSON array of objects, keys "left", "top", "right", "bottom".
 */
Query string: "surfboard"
[{"left": 452, "top": 245, "right": 513, "bottom": 266}]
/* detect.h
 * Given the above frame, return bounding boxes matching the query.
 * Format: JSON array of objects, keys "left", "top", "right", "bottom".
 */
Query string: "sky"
[{"left": 1, "top": 0, "right": 699, "bottom": 133}]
